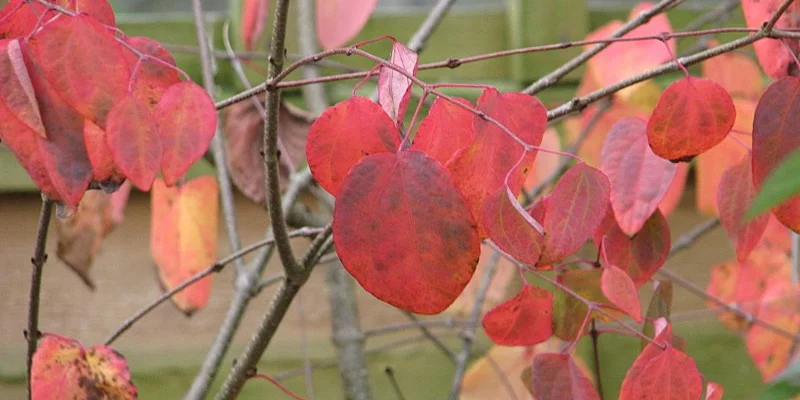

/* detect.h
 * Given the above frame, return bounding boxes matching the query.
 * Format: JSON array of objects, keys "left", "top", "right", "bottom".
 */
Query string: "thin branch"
[
  {"left": 261, "top": 0, "right": 300, "bottom": 277},
  {"left": 384, "top": 367, "right": 408, "bottom": 400},
  {"left": 215, "top": 226, "right": 334, "bottom": 399},
  {"left": 402, "top": 311, "right": 457, "bottom": 362},
  {"left": 104, "top": 227, "right": 321, "bottom": 345},
  {"left": 523, "top": 0, "right": 685, "bottom": 95},
  {"left": 406, "top": 0, "right": 458, "bottom": 53},
  {"left": 364, "top": 319, "right": 468, "bottom": 338},
  {"left": 680, "top": 0, "right": 739, "bottom": 32},
  {"left": 163, "top": 43, "right": 359, "bottom": 72},
  {"left": 590, "top": 320, "right": 605, "bottom": 400},
  {"left": 667, "top": 218, "right": 720, "bottom": 257},
  {"left": 26, "top": 198, "right": 53, "bottom": 400},
  {"left": 191, "top": 0, "right": 247, "bottom": 278},
  {"left": 448, "top": 250, "right": 499, "bottom": 400}
]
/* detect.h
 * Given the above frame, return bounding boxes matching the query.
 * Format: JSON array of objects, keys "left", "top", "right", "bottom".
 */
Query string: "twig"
[
  {"left": 364, "top": 319, "right": 468, "bottom": 338},
  {"left": 104, "top": 228, "right": 321, "bottom": 345},
  {"left": 406, "top": 0, "right": 457, "bottom": 53},
  {"left": 680, "top": 0, "right": 739, "bottom": 32},
  {"left": 384, "top": 367, "right": 408, "bottom": 400},
  {"left": 402, "top": 311, "right": 457, "bottom": 362},
  {"left": 667, "top": 218, "right": 720, "bottom": 257},
  {"left": 765, "top": 0, "right": 797, "bottom": 32},
  {"left": 590, "top": 320, "right": 605, "bottom": 400},
  {"left": 297, "top": 291, "right": 316, "bottom": 399},
  {"left": 25, "top": 198, "right": 53, "bottom": 400},
  {"left": 215, "top": 226, "right": 334, "bottom": 399},
  {"left": 523, "top": 0, "right": 685, "bottom": 95},
  {"left": 448, "top": 251, "right": 499, "bottom": 400},
  {"left": 191, "top": 0, "right": 247, "bottom": 278},
  {"left": 482, "top": 353, "right": 521, "bottom": 400},
  {"left": 163, "top": 43, "right": 359, "bottom": 72}
]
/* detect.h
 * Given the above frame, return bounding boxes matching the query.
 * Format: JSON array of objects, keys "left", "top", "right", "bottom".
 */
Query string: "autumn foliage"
[{"left": 5, "top": 0, "right": 800, "bottom": 398}]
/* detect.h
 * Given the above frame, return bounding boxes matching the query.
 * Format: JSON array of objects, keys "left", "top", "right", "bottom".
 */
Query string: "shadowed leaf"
[
  {"left": 746, "top": 281, "right": 800, "bottom": 380},
  {"left": 696, "top": 134, "right": 751, "bottom": 216},
  {"left": 123, "top": 37, "right": 181, "bottom": 109},
  {"left": 718, "top": 155, "right": 769, "bottom": 261},
  {"left": 601, "top": 209, "right": 670, "bottom": 286},
  {"left": 641, "top": 280, "right": 672, "bottom": 350},
  {"left": 241, "top": 0, "right": 268, "bottom": 51},
  {"left": 483, "top": 185, "right": 544, "bottom": 265},
  {"left": 411, "top": 96, "right": 474, "bottom": 166},
  {"left": 333, "top": 151, "right": 480, "bottom": 314},
  {"left": 522, "top": 353, "right": 600, "bottom": 400}
]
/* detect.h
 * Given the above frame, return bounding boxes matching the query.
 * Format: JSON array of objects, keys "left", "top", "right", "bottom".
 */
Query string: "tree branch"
[
  {"left": 25, "top": 198, "right": 53, "bottom": 400},
  {"left": 402, "top": 311, "right": 457, "bottom": 362},
  {"left": 406, "top": 0, "right": 458, "bottom": 53},
  {"left": 448, "top": 250, "right": 499, "bottom": 400},
  {"left": 523, "top": 0, "right": 685, "bottom": 95},
  {"left": 104, "top": 227, "right": 322, "bottom": 346}
]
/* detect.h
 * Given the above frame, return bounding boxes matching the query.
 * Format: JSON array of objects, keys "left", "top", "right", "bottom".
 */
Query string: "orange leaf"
[
  {"left": 647, "top": 76, "right": 736, "bottom": 162},
  {"left": 745, "top": 281, "right": 800, "bottom": 380},
  {"left": 601, "top": 117, "right": 676, "bottom": 236},
  {"left": 333, "top": 150, "right": 480, "bottom": 314},
  {"left": 155, "top": 82, "right": 218, "bottom": 186},
  {"left": 701, "top": 40, "right": 765, "bottom": 100},
  {"left": 31, "top": 333, "right": 137, "bottom": 399},
  {"left": 482, "top": 285, "right": 554, "bottom": 346},
  {"left": 151, "top": 176, "right": 219, "bottom": 314}
]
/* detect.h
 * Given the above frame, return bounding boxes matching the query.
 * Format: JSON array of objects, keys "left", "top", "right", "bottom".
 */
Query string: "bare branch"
[
  {"left": 524, "top": 0, "right": 685, "bottom": 95},
  {"left": 104, "top": 227, "right": 322, "bottom": 345},
  {"left": 26, "top": 198, "right": 53, "bottom": 400},
  {"left": 384, "top": 367, "right": 408, "bottom": 400},
  {"left": 402, "top": 311, "right": 458, "bottom": 362}
]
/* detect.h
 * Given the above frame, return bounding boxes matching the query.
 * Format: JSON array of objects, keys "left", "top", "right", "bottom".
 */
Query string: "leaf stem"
[
  {"left": 590, "top": 320, "right": 605, "bottom": 400},
  {"left": 26, "top": 198, "right": 53, "bottom": 400}
]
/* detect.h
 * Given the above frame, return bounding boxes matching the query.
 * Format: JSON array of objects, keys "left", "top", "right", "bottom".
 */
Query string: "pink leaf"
[
  {"left": 378, "top": 41, "right": 418, "bottom": 124},
  {"left": 600, "top": 263, "right": 643, "bottom": 323},
  {"left": 316, "top": 0, "right": 378, "bottom": 50}
]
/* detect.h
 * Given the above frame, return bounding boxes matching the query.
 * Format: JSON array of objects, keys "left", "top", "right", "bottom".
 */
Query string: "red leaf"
[
  {"left": 601, "top": 209, "right": 670, "bottom": 286},
  {"left": 524, "top": 353, "right": 600, "bottom": 400},
  {"left": 83, "top": 119, "right": 124, "bottom": 185},
  {"left": 647, "top": 76, "right": 736, "bottom": 162},
  {"left": 705, "top": 382, "right": 724, "bottom": 400},
  {"left": 241, "top": 0, "right": 268, "bottom": 51},
  {"left": 447, "top": 88, "right": 547, "bottom": 236},
  {"left": 107, "top": 95, "right": 161, "bottom": 190},
  {"left": 658, "top": 162, "right": 688, "bottom": 217},
  {"left": 482, "top": 185, "right": 544, "bottom": 265},
  {"left": 0, "top": 40, "right": 59, "bottom": 199},
  {"left": 717, "top": 155, "right": 769, "bottom": 261},
  {"left": 601, "top": 117, "right": 677, "bottom": 236},
  {"left": 70, "top": 0, "right": 117, "bottom": 27},
  {"left": 151, "top": 176, "right": 219, "bottom": 314},
  {"left": 620, "top": 319, "right": 703, "bottom": 400},
  {"left": 410, "top": 96, "right": 474, "bottom": 166},
  {"left": 29, "top": 14, "right": 129, "bottom": 128},
  {"left": 600, "top": 263, "right": 642, "bottom": 323},
  {"left": 315, "top": 0, "right": 377, "bottom": 49},
  {"left": 741, "top": 0, "right": 800, "bottom": 78},
  {"left": 23, "top": 39, "right": 92, "bottom": 206},
  {"left": 306, "top": 96, "right": 400, "bottom": 196},
  {"left": 0, "top": 1, "right": 55, "bottom": 39},
  {"left": 482, "top": 285, "right": 553, "bottom": 346},
  {"left": 333, "top": 150, "right": 480, "bottom": 314},
  {"left": 155, "top": 82, "right": 218, "bottom": 186},
  {"left": 745, "top": 281, "right": 800, "bottom": 380},
  {"left": 378, "top": 41, "right": 418, "bottom": 124},
  {"left": 31, "top": 333, "right": 137, "bottom": 399},
  {"left": 0, "top": 39, "right": 44, "bottom": 138},
  {"left": 123, "top": 37, "right": 181, "bottom": 109},
  {"left": 539, "top": 163, "right": 610, "bottom": 266},
  {"left": 753, "top": 77, "right": 800, "bottom": 232}
]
